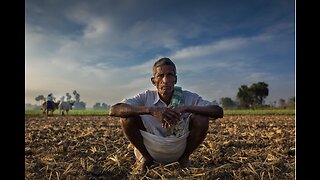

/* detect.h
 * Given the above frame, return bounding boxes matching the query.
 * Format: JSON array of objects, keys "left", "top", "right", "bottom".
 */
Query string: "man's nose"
[{"left": 162, "top": 75, "right": 169, "bottom": 82}]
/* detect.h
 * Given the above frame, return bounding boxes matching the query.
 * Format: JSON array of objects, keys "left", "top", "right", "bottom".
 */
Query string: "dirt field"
[{"left": 25, "top": 114, "right": 295, "bottom": 179}]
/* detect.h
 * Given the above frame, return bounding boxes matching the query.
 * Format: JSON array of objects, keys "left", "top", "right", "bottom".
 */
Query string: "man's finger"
[
  {"left": 162, "top": 120, "right": 170, "bottom": 128},
  {"left": 165, "top": 109, "right": 180, "bottom": 120}
]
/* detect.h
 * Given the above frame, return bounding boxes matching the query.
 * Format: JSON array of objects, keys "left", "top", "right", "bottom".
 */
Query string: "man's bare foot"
[
  {"left": 136, "top": 158, "right": 154, "bottom": 173},
  {"left": 178, "top": 158, "right": 192, "bottom": 168}
]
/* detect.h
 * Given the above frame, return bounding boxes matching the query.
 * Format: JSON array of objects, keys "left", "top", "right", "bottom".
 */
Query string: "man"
[
  {"left": 44, "top": 93, "right": 56, "bottom": 116},
  {"left": 46, "top": 93, "right": 54, "bottom": 110},
  {"left": 109, "top": 57, "right": 223, "bottom": 172}
]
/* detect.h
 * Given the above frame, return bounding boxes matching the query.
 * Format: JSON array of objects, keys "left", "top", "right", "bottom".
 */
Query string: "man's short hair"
[{"left": 153, "top": 57, "right": 176, "bottom": 76}]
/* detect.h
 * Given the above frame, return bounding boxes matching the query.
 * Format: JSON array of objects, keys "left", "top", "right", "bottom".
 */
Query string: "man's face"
[{"left": 152, "top": 65, "right": 177, "bottom": 98}]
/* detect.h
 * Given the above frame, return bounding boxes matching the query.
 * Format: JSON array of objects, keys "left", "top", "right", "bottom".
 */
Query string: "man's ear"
[
  {"left": 151, "top": 77, "right": 156, "bottom": 86},
  {"left": 174, "top": 75, "right": 177, "bottom": 84}
]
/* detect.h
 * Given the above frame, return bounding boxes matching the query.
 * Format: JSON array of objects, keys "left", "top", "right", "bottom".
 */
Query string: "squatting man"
[{"left": 109, "top": 57, "right": 224, "bottom": 172}]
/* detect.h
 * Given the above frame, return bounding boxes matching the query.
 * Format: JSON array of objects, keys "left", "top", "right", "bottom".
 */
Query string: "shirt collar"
[
  {"left": 153, "top": 92, "right": 161, "bottom": 105},
  {"left": 153, "top": 92, "right": 168, "bottom": 106}
]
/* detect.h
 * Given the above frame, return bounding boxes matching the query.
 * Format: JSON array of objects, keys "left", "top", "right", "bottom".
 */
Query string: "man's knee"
[
  {"left": 120, "top": 116, "right": 145, "bottom": 130},
  {"left": 120, "top": 116, "right": 140, "bottom": 126},
  {"left": 189, "top": 114, "right": 209, "bottom": 131}
]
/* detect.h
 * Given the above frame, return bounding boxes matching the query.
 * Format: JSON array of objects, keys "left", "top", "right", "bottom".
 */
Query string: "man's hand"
[
  {"left": 173, "top": 106, "right": 188, "bottom": 115},
  {"left": 149, "top": 106, "right": 181, "bottom": 128}
]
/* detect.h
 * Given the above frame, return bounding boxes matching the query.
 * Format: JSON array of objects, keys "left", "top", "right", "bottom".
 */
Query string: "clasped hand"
[{"left": 149, "top": 106, "right": 185, "bottom": 128}]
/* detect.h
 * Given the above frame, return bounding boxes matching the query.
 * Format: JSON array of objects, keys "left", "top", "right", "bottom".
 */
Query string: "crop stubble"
[{"left": 25, "top": 114, "right": 295, "bottom": 179}]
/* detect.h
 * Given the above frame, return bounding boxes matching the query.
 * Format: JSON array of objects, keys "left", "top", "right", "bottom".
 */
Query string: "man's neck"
[{"left": 159, "top": 93, "right": 173, "bottom": 106}]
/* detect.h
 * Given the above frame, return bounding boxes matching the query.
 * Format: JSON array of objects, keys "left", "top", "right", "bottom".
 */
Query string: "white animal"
[{"left": 58, "top": 101, "right": 74, "bottom": 116}]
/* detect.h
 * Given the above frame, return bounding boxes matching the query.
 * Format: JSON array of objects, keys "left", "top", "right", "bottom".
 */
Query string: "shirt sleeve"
[
  {"left": 195, "top": 95, "right": 214, "bottom": 106},
  {"left": 183, "top": 90, "right": 215, "bottom": 106},
  {"left": 121, "top": 91, "right": 148, "bottom": 106}
]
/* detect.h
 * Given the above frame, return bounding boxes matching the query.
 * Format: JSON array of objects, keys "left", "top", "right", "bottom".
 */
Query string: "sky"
[{"left": 25, "top": 0, "right": 295, "bottom": 108}]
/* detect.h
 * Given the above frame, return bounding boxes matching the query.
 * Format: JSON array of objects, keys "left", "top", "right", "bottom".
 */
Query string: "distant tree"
[
  {"left": 236, "top": 82, "right": 269, "bottom": 109},
  {"left": 66, "top": 93, "right": 72, "bottom": 102},
  {"left": 73, "top": 90, "right": 80, "bottom": 103},
  {"left": 237, "top": 85, "right": 254, "bottom": 109},
  {"left": 287, "top": 96, "right": 295, "bottom": 108},
  {"left": 220, "top": 97, "right": 236, "bottom": 109},
  {"left": 35, "top": 95, "right": 45, "bottom": 105},
  {"left": 249, "top": 82, "right": 269, "bottom": 106},
  {"left": 269, "top": 101, "right": 277, "bottom": 108},
  {"left": 25, "top": 103, "right": 41, "bottom": 110},
  {"left": 279, "top": 98, "right": 286, "bottom": 109},
  {"left": 71, "top": 90, "right": 86, "bottom": 110},
  {"left": 93, "top": 102, "right": 110, "bottom": 110},
  {"left": 77, "top": 101, "right": 86, "bottom": 110},
  {"left": 93, "top": 102, "right": 101, "bottom": 110},
  {"left": 102, "top": 103, "right": 110, "bottom": 110}
]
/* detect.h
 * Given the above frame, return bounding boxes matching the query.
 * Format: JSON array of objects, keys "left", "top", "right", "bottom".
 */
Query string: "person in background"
[
  {"left": 109, "top": 57, "right": 224, "bottom": 172},
  {"left": 46, "top": 93, "right": 55, "bottom": 110}
]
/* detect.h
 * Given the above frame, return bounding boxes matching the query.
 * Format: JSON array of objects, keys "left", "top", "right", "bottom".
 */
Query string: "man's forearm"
[
  {"left": 109, "top": 103, "right": 150, "bottom": 117},
  {"left": 184, "top": 105, "right": 223, "bottom": 119}
]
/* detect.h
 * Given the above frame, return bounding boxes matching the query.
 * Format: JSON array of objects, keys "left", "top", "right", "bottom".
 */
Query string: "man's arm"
[
  {"left": 109, "top": 102, "right": 181, "bottom": 127},
  {"left": 109, "top": 103, "right": 150, "bottom": 118},
  {"left": 176, "top": 105, "right": 224, "bottom": 119}
]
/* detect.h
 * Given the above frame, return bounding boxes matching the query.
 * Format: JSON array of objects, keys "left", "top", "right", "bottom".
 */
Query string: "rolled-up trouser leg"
[
  {"left": 179, "top": 114, "right": 209, "bottom": 164},
  {"left": 119, "top": 116, "right": 152, "bottom": 162}
]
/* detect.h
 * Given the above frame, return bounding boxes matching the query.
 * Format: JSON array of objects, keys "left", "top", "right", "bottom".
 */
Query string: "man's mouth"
[{"left": 161, "top": 86, "right": 172, "bottom": 90}]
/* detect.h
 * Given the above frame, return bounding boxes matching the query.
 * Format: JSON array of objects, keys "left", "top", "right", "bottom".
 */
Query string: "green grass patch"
[
  {"left": 26, "top": 108, "right": 295, "bottom": 116},
  {"left": 224, "top": 109, "right": 295, "bottom": 115},
  {"left": 25, "top": 110, "right": 110, "bottom": 115}
]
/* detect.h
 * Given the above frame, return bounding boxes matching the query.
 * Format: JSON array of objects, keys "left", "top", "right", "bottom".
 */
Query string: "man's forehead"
[{"left": 155, "top": 65, "right": 176, "bottom": 73}]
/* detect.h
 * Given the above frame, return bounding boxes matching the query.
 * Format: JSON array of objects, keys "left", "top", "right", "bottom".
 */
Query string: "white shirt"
[
  {"left": 47, "top": 96, "right": 53, "bottom": 101},
  {"left": 121, "top": 89, "right": 214, "bottom": 137}
]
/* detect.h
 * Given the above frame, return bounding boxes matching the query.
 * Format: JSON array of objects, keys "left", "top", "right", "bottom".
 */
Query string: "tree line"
[
  {"left": 34, "top": 90, "right": 87, "bottom": 110},
  {"left": 33, "top": 90, "right": 111, "bottom": 110},
  {"left": 220, "top": 82, "right": 295, "bottom": 109},
  {"left": 30, "top": 82, "right": 294, "bottom": 110}
]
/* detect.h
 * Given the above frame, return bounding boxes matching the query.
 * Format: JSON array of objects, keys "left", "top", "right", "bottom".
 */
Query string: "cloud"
[
  {"left": 25, "top": 1, "right": 294, "bottom": 107},
  {"left": 26, "top": 27, "right": 293, "bottom": 106}
]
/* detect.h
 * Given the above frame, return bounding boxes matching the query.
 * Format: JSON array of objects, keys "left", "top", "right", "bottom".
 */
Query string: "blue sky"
[{"left": 25, "top": 0, "right": 295, "bottom": 108}]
